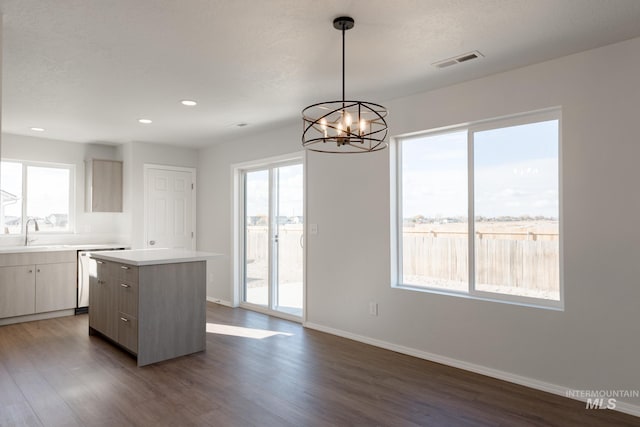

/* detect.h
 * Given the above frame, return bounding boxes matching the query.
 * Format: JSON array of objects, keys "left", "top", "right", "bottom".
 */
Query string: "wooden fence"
[
  {"left": 403, "top": 230, "right": 559, "bottom": 294},
  {"left": 245, "top": 226, "right": 303, "bottom": 285},
  {"left": 246, "top": 226, "right": 560, "bottom": 295}
]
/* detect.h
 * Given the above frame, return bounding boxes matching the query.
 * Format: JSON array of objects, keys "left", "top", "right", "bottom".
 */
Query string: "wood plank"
[
  {"left": 10, "top": 370, "right": 81, "bottom": 427},
  {"left": 0, "top": 360, "right": 42, "bottom": 427}
]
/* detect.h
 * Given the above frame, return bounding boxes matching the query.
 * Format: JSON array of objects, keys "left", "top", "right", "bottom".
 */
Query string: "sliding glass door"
[
  {"left": 244, "top": 169, "right": 270, "bottom": 306},
  {"left": 243, "top": 162, "right": 303, "bottom": 317}
]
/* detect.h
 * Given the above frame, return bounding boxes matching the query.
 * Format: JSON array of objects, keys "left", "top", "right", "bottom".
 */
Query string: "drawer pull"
[
  {"left": 120, "top": 283, "right": 130, "bottom": 288},
  {"left": 120, "top": 317, "right": 129, "bottom": 322},
  {"left": 120, "top": 266, "right": 131, "bottom": 270},
  {"left": 96, "top": 260, "right": 105, "bottom": 264}
]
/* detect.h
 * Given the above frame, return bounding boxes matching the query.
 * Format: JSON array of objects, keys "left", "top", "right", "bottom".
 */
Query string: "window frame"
[
  {"left": 1, "top": 159, "right": 76, "bottom": 236},
  {"left": 231, "top": 151, "right": 306, "bottom": 322},
  {"left": 392, "top": 108, "right": 563, "bottom": 310}
]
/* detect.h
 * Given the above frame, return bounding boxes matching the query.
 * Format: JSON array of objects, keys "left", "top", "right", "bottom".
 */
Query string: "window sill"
[{"left": 392, "top": 283, "right": 564, "bottom": 311}]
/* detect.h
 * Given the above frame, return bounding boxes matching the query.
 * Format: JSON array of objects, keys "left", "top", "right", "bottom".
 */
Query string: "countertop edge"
[
  {"left": 0, "top": 243, "right": 129, "bottom": 255},
  {"left": 90, "top": 250, "right": 223, "bottom": 266}
]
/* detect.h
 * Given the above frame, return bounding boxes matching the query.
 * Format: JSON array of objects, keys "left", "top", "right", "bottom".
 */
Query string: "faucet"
[{"left": 25, "top": 218, "right": 39, "bottom": 246}]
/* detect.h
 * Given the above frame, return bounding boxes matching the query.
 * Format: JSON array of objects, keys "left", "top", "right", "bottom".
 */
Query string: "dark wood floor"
[{"left": 0, "top": 304, "right": 637, "bottom": 427}]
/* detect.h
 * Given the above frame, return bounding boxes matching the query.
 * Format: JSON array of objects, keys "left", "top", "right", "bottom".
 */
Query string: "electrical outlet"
[
  {"left": 310, "top": 224, "right": 318, "bottom": 235},
  {"left": 369, "top": 302, "right": 378, "bottom": 316}
]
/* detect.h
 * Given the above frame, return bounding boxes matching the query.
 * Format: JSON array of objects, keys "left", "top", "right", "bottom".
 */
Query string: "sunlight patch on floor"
[{"left": 206, "top": 323, "right": 293, "bottom": 339}]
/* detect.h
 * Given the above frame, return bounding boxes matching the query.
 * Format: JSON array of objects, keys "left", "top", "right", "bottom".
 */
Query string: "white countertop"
[
  {"left": 89, "top": 248, "right": 223, "bottom": 266},
  {"left": 0, "top": 243, "right": 128, "bottom": 254}
]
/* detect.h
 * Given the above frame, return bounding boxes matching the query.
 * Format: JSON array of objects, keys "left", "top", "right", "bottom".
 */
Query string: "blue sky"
[
  {"left": 402, "top": 120, "right": 559, "bottom": 219},
  {"left": 1, "top": 161, "right": 70, "bottom": 220},
  {"left": 245, "top": 164, "right": 303, "bottom": 218}
]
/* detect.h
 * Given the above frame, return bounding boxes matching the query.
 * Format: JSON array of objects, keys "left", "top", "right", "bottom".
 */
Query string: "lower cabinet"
[
  {"left": 118, "top": 312, "right": 138, "bottom": 353},
  {"left": 88, "top": 263, "right": 118, "bottom": 341},
  {"left": 0, "top": 251, "right": 77, "bottom": 320},
  {"left": 89, "top": 260, "right": 138, "bottom": 353},
  {"left": 35, "top": 263, "right": 76, "bottom": 313},
  {"left": 89, "top": 257, "right": 205, "bottom": 366},
  {"left": 0, "top": 266, "right": 36, "bottom": 318}
]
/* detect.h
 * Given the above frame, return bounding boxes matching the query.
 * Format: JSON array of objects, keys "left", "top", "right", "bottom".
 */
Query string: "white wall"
[
  {"left": 197, "top": 128, "right": 300, "bottom": 298},
  {"left": 0, "top": 135, "right": 198, "bottom": 249},
  {"left": 198, "top": 36, "right": 640, "bottom": 409},
  {"left": 123, "top": 141, "right": 198, "bottom": 249},
  {"left": 0, "top": 133, "right": 128, "bottom": 245},
  {"left": 0, "top": 19, "right": 3, "bottom": 223}
]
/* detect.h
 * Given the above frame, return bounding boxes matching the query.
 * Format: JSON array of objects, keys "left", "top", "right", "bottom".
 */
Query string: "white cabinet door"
[
  {"left": 35, "top": 262, "right": 76, "bottom": 313},
  {"left": 0, "top": 266, "right": 36, "bottom": 318}
]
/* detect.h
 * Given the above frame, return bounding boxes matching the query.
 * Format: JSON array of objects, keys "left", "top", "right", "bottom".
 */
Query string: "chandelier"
[{"left": 302, "top": 16, "right": 388, "bottom": 153}]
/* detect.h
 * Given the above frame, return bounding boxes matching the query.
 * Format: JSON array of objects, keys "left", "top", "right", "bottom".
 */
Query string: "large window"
[
  {"left": 394, "top": 110, "right": 561, "bottom": 307},
  {"left": 1, "top": 160, "right": 74, "bottom": 235}
]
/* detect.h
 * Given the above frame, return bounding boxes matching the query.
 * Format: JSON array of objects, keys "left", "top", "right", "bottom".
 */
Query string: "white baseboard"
[
  {"left": 0, "top": 309, "right": 76, "bottom": 326},
  {"left": 303, "top": 322, "right": 640, "bottom": 418},
  {"left": 206, "top": 296, "right": 233, "bottom": 307}
]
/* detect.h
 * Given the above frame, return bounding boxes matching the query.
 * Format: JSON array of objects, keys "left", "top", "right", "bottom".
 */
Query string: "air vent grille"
[{"left": 432, "top": 50, "right": 483, "bottom": 69}]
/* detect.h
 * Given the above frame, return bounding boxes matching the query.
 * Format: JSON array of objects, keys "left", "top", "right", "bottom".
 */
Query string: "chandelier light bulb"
[{"left": 344, "top": 112, "right": 352, "bottom": 127}]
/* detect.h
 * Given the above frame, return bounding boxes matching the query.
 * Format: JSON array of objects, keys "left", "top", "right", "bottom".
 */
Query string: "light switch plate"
[{"left": 369, "top": 302, "right": 378, "bottom": 316}]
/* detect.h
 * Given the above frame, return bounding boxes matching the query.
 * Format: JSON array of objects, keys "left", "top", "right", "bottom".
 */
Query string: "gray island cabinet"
[{"left": 88, "top": 249, "right": 220, "bottom": 366}]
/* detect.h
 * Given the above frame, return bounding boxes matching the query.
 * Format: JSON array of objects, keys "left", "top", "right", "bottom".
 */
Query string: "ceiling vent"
[{"left": 432, "top": 51, "right": 484, "bottom": 69}]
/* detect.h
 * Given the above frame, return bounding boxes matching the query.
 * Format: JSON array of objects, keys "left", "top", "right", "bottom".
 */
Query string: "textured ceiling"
[{"left": 2, "top": 0, "right": 640, "bottom": 148}]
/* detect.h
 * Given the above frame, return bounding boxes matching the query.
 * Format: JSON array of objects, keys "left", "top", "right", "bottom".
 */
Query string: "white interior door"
[{"left": 145, "top": 167, "right": 195, "bottom": 249}]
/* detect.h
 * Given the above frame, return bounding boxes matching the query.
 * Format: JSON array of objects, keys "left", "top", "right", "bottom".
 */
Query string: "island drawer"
[
  {"left": 118, "top": 312, "right": 138, "bottom": 354},
  {"left": 117, "top": 263, "right": 138, "bottom": 283},
  {"left": 117, "top": 280, "right": 138, "bottom": 316}
]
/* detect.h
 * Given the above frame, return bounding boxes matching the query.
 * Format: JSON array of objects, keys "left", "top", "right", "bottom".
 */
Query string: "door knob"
[{"left": 149, "top": 240, "right": 156, "bottom": 246}]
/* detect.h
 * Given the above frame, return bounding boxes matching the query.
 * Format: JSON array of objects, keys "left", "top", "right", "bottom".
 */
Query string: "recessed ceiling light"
[
  {"left": 181, "top": 100, "right": 197, "bottom": 106},
  {"left": 30, "top": 127, "right": 45, "bottom": 132},
  {"left": 138, "top": 119, "right": 153, "bottom": 124}
]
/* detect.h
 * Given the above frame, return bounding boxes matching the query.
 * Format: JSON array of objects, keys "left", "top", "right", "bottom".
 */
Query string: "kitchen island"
[{"left": 88, "top": 249, "right": 221, "bottom": 366}]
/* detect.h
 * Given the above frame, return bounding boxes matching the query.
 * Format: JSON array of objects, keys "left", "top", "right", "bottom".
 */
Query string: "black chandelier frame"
[{"left": 301, "top": 16, "right": 389, "bottom": 154}]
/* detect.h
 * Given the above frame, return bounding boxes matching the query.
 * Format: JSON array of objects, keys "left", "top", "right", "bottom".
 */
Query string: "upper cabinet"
[{"left": 86, "top": 159, "right": 123, "bottom": 212}]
